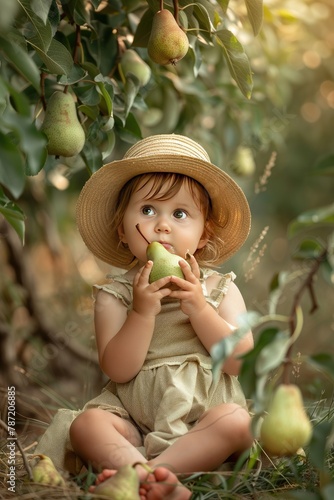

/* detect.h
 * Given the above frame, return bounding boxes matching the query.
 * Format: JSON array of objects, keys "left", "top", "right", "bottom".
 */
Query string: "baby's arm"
[
  {"left": 169, "top": 259, "right": 253, "bottom": 375},
  {"left": 95, "top": 262, "right": 172, "bottom": 383},
  {"left": 194, "top": 280, "right": 254, "bottom": 375}
]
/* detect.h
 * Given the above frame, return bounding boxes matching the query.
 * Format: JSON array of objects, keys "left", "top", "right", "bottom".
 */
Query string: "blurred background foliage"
[{"left": 0, "top": 0, "right": 333, "bottom": 464}]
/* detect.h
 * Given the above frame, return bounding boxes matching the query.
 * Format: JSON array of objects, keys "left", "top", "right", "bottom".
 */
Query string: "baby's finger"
[
  {"left": 179, "top": 258, "right": 198, "bottom": 282},
  {"left": 149, "top": 275, "right": 172, "bottom": 290},
  {"left": 187, "top": 254, "right": 201, "bottom": 279},
  {"left": 135, "top": 261, "right": 152, "bottom": 285}
]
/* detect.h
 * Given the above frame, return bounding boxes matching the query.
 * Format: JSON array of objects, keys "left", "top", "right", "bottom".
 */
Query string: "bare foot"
[
  {"left": 88, "top": 468, "right": 115, "bottom": 491},
  {"left": 89, "top": 467, "right": 191, "bottom": 499},
  {"left": 140, "top": 467, "right": 192, "bottom": 500}
]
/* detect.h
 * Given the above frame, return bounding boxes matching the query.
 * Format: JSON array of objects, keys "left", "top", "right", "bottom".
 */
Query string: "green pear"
[
  {"left": 147, "top": 9, "right": 189, "bottom": 65},
  {"left": 147, "top": 241, "right": 187, "bottom": 282},
  {"left": 41, "top": 91, "right": 85, "bottom": 157},
  {"left": 93, "top": 464, "right": 140, "bottom": 500},
  {"left": 260, "top": 384, "right": 312, "bottom": 457},
  {"left": 136, "top": 224, "right": 188, "bottom": 283},
  {"left": 119, "top": 49, "right": 151, "bottom": 87},
  {"left": 31, "top": 454, "right": 65, "bottom": 486},
  {"left": 230, "top": 147, "right": 256, "bottom": 177}
]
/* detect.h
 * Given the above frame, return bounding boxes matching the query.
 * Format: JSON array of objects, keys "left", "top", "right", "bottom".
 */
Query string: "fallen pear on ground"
[
  {"left": 93, "top": 464, "right": 140, "bottom": 500},
  {"left": 31, "top": 454, "right": 65, "bottom": 486},
  {"left": 260, "top": 384, "right": 312, "bottom": 457}
]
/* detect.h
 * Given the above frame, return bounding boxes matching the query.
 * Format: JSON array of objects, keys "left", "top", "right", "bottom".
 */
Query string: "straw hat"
[{"left": 76, "top": 134, "right": 251, "bottom": 268}]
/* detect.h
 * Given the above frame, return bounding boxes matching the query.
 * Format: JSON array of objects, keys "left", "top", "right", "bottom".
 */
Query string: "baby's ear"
[
  {"left": 197, "top": 221, "right": 212, "bottom": 249},
  {"left": 197, "top": 230, "right": 209, "bottom": 250},
  {"left": 117, "top": 224, "right": 126, "bottom": 243}
]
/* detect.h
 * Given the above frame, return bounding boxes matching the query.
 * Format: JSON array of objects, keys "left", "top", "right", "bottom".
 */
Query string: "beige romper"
[{"left": 35, "top": 268, "right": 247, "bottom": 474}]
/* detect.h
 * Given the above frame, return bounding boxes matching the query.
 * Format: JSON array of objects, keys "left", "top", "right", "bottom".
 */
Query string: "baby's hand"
[
  {"left": 168, "top": 255, "right": 207, "bottom": 317},
  {"left": 132, "top": 261, "right": 172, "bottom": 317}
]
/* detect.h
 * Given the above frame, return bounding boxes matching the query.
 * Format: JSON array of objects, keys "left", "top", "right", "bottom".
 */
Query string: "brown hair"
[{"left": 111, "top": 172, "right": 225, "bottom": 266}]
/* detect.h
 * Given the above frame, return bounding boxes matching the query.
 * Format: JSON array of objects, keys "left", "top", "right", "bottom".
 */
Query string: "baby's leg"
[
  {"left": 70, "top": 408, "right": 144, "bottom": 470},
  {"left": 149, "top": 403, "right": 253, "bottom": 472}
]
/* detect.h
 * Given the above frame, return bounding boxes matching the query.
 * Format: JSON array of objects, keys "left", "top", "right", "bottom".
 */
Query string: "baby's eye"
[
  {"left": 141, "top": 205, "right": 155, "bottom": 216},
  {"left": 173, "top": 209, "right": 187, "bottom": 220}
]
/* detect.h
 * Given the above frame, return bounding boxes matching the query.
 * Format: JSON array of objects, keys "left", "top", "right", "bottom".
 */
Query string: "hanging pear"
[
  {"left": 31, "top": 454, "right": 65, "bottom": 486},
  {"left": 230, "top": 147, "right": 256, "bottom": 177},
  {"left": 260, "top": 384, "right": 312, "bottom": 457},
  {"left": 147, "top": 9, "right": 189, "bottom": 65},
  {"left": 119, "top": 49, "right": 151, "bottom": 87},
  {"left": 136, "top": 224, "right": 188, "bottom": 282},
  {"left": 93, "top": 464, "right": 140, "bottom": 500},
  {"left": 41, "top": 91, "right": 85, "bottom": 157}
]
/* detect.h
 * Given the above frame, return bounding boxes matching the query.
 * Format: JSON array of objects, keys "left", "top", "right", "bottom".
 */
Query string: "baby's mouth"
[{"left": 158, "top": 241, "right": 175, "bottom": 253}]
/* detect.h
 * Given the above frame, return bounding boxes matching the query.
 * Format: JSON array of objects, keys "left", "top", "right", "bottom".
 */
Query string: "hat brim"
[{"left": 76, "top": 154, "right": 251, "bottom": 268}]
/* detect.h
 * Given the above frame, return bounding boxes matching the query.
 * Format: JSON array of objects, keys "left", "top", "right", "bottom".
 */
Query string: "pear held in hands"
[
  {"left": 147, "top": 9, "right": 189, "bottom": 65},
  {"left": 260, "top": 384, "right": 312, "bottom": 457},
  {"left": 41, "top": 91, "right": 85, "bottom": 157},
  {"left": 31, "top": 454, "right": 65, "bottom": 486},
  {"left": 94, "top": 464, "right": 140, "bottom": 500},
  {"left": 136, "top": 224, "right": 187, "bottom": 282}
]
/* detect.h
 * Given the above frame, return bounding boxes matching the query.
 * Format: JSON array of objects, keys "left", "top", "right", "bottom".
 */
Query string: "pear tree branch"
[{"left": 282, "top": 249, "right": 327, "bottom": 384}]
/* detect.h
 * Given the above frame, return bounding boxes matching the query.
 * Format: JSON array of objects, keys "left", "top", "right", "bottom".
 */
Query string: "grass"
[
  {"left": 0, "top": 431, "right": 332, "bottom": 500},
  {"left": 1, "top": 376, "right": 333, "bottom": 499}
]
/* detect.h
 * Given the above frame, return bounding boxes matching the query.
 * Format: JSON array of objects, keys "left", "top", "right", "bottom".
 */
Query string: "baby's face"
[{"left": 118, "top": 178, "right": 208, "bottom": 264}]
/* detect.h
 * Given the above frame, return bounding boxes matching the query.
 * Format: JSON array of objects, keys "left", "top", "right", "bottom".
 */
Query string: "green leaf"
[
  {"left": 3, "top": 80, "right": 31, "bottom": 117},
  {"left": 132, "top": 8, "right": 154, "bottom": 48},
  {"left": 61, "top": 0, "right": 90, "bottom": 26},
  {"left": 244, "top": 0, "right": 263, "bottom": 36},
  {"left": 255, "top": 330, "right": 290, "bottom": 376},
  {"left": 81, "top": 142, "right": 103, "bottom": 175},
  {"left": 192, "top": 3, "right": 216, "bottom": 35},
  {"left": 123, "top": 76, "right": 140, "bottom": 122},
  {"left": 101, "top": 129, "right": 116, "bottom": 160},
  {"left": 0, "top": 187, "right": 25, "bottom": 242},
  {"left": 75, "top": 84, "right": 101, "bottom": 107},
  {"left": 78, "top": 104, "right": 99, "bottom": 121},
  {"left": 312, "top": 154, "right": 334, "bottom": 176},
  {"left": 48, "top": 0, "right": 60, "bottom": 34},
  {"left": 0, "top": 132, "right": 25, "bottom": 198},
  {"left": 322, "top": 483, "right": 334, "bottom": 500},
  {"left": 115, "top": 113, "right": 142, "bottom": 144},
  {"left": 0, "top": 37, "right": 40, "bottom": 91},
  {"left": 215, "top": 29, "right": 253, "bottom": 99},
  {"left": 216, "top": 0, "right": 230, "bottom": 14},
  {"left": 95, "top": 75, "right": 114, "bottom": 118},
  {"left": 30, "top": 0, "right": 53, "bottom": 25},
  {"left": 2, "top": 111, "right": 47, "bottom": 176},
  {"left": 238, "top": 327, "right": 279, "bottom": 400},
  {"left": 29, "top": 37, "right": 73, "bottom": 75},
  {"left": 308, "top": 353, "right": 334, "bottom": 381},
  {"left": 308, "top": 421, "right": 332, "bottom": 470},
  {"left": 19, "top": 0, "right": 53, "bottom": 52},
  {"left": 58, "top": 64, "right": 87, "bottom": 85},
  {"left": 288, "top": 203, "right": 334, "bottom": 237},
  {"left": 293, "top": 238, "right": 325, "bottom": 260}
]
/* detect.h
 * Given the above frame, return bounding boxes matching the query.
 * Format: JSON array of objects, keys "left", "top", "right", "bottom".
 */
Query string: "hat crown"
[{"left": 124, "top": 134, "right": 211, "bottom": 163}]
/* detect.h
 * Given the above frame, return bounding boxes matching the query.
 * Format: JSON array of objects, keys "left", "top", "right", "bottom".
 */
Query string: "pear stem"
[
  {"left": 173, "top": 0, "right": 180, "bottom": 23},
  {"left": 159, "top": 0, "right": 163, "bottom": 10},
  {"left": 135, "top": 224, "right": 151, "bottom": 245}
]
